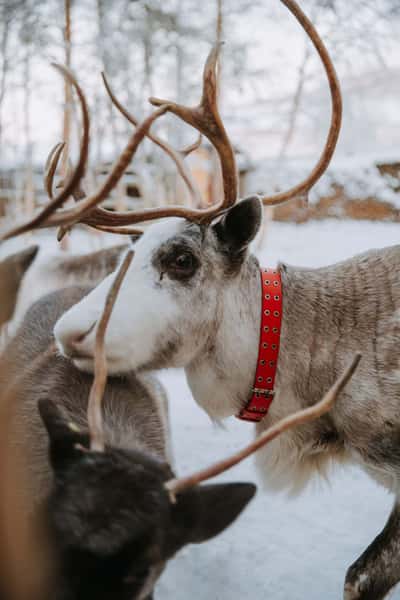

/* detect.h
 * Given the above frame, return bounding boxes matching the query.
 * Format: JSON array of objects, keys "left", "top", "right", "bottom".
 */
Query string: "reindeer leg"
[{"left": 344, "top": 499, "right": 400, "bottom": 600}]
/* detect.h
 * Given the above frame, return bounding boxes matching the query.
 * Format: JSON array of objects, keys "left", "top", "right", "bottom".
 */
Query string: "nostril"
[
  {"left": 59, "top": 321, "right": 97, "bottom": 358},
  {"left": 74, "top": 321, "right": 97, "bottom": 344}
]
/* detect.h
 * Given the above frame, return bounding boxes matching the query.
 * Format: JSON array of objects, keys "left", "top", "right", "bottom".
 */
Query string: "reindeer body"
[
  {"left": 256, "top": 244, "right": 400, "bottom": 493},
  {"left": 53, "top": 199, "right": 400, "bottom": 599}
]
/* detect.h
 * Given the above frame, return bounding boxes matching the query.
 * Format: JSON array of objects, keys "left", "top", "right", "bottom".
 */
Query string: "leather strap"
[{"left": 237, "top": 268, "right": 282, "bottom": 422}]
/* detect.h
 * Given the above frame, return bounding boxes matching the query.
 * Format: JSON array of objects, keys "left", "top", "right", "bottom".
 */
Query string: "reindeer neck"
[
  {"left": 185, "top": 255, "right": 261, "bottom": 419},
  {"left": 187, "top": 246, "right": 399, "bottom": 423}
]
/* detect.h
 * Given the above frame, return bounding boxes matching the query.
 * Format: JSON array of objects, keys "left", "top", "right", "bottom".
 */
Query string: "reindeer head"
[
  {"left": 39, "top": 398, "right": 256, "bottom": 600},
  {"left": 54, "top": 195, "right": 262, "bottom": 371}
]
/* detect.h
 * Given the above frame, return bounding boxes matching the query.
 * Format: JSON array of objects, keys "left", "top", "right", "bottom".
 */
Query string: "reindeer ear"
[
  {"left": 213, "top": 196, "right": 262, "bottom": 255},
  {"left": 11, "top": 244, "right": 39, "bottom": 273},
  {"left": 38, "top": 398, "right": 89, "bottom": 472},
  {"left": 169, "top": 482, "right": 256, "bottom": 552}
]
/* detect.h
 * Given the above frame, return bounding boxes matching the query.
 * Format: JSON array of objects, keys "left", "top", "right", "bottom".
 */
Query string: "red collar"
[{"left": 237, "top": 268, "right": 282, "bottom": 422}]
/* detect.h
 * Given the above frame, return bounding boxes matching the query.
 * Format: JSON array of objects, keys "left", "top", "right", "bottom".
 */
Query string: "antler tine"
[
  {"left": 165, "top": 353, "right": 361, "bottom": 501},
  {"left": 101, "top": 72, "right": 203, "bottom": 208},
  {"left": 260, "top": 0, "right": 342, "bottom": 207},
  {"left": 180, "top": 134, "right": 202, "bottom": 158},
  {"left": 44, "top": 142, "right": 65, "bottom": 200},
  {"left": 88, "top": 249, "right": 134, "bottom": 452},
  {"left": 150, "top": 43, "right": 238, "bottom": 216},
  {"left": 1, "top": 64, "right": 90, "bottom": 241}
]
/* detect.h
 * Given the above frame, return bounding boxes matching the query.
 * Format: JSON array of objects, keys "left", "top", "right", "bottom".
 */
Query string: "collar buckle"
[{"left": 252, "top": 387, "right": 275, "bottom": 399}]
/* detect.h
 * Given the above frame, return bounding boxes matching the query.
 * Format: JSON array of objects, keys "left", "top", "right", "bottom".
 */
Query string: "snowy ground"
[
  {"left": 2, "top": 219, "right": 400, "bottom": 599},
  {"left": 156, "top": 220, "right": 400, "bottom": 600}
]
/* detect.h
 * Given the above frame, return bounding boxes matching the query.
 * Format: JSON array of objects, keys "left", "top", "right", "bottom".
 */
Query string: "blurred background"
[
  {"left": 1, "top": 1, "right": 400, "bottom": 599},
  {"left": 1, "top": 0, "right": 400, "bottom": 225}
]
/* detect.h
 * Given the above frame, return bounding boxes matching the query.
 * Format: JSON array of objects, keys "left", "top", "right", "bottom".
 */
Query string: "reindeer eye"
[
  {"left": 174, "top": 253, "right": 193, "bottom": 270},
  {"left": 165, "top": 250, "right": 198, "bottom": 281},
  {"left": 156, "top": 245, "right": 199, "bottom": 282}
]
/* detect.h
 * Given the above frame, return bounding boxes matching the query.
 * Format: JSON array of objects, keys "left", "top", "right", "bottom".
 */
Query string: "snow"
[
  {"left": 249, "top": 157, "right": 400, "bottom": 209},
  {"left": 156, "top": 219, "right": 400, "bottom": 599}
]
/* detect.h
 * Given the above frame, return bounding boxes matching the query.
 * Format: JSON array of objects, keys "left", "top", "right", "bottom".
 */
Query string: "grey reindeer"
[
  {"left": 1, "top": 1, "right": 394, "bottom": 598},
  {"left": 0, "top": 282, "right": 256, "bottom": 600}
]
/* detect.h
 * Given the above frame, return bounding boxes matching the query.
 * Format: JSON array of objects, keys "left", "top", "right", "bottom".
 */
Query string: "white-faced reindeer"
[{"left": 2, "top": 1, "right": 397, "bottom": 599}]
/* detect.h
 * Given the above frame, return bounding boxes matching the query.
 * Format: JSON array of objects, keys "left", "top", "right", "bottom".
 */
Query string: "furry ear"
[
  {"left": 213, "top": 196, "right": 262, "bottom": 255},
  {"left": 169, "top": 482, "right": 256, "bottom": 552},
  {"left": 38, "top": 398, "right": 89, "bottom": 472},
  {"left": 12, "top": 244, "right": 39, "bottom": 273},
  {"left": 0, "top": 245, "right": 39, "bottom": 325}
]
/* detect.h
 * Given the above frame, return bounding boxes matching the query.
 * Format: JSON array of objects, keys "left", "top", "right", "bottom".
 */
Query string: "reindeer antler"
[
  {"left": 165, "top": 353, "right": 361, "bottom": 501},
  {"left": 43, "top": 44, "right": 236, "bottom": 230},
  {"left": 87, "top": 249, "right": 134, "bottom": 452},
  {"left": 43, "top": 141, "right": 144, "bottom": 239},
  {"left": 1, "top": 0, "right": 342, "bottom": 240},
  {"left": 0, "top": 65, "right": 169, "bottom": 241},
  {"left": 2, "top": 64, "right": 90, "bottom": 241},
  {"left": 259, "top": 0, "right": 342, "bottom": 206}
]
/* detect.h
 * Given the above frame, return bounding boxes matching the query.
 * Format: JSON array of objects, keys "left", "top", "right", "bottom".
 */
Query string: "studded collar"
[{"left": 237, "top": 268, "right": 282, "bottom": 422}]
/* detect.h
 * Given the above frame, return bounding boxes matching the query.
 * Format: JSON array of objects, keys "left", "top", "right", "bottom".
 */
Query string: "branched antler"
[
  {"left": 2, "top": 64, "right": 90, "bottom": 240},
  {"left": 43, "top": 142, "right": 143, "bottom": 240},
  {"left": 165, "top": 353, "right": 361, "bottom": 501},
  {"left": 0, "top": 0, "right": 342, "bottom": 240},
  {"left": 259, "top": 0, "right": 342, "bottom": 206},
  {"left": 87, "top": 249, "right": 134, "bottom": 452}
]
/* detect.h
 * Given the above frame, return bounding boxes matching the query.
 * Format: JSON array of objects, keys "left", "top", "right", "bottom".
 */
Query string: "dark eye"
[
  {"left": 165, "top": 251, "right": 198, "bottom": 281},
  {"left": 174, "top": 252, "right": 193, "bottom": 270}
]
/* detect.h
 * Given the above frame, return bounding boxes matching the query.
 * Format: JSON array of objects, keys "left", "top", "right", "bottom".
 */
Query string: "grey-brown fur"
[{"left": 0, "top": 286, "right": 170, "bottom": 505}]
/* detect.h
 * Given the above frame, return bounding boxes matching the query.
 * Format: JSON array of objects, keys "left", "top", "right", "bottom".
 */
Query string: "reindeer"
[
  {"left": 0, "top": 265, "right": 256, "bottom": 600},
  {"left": 1, "top": 1, "right": 395, "bottom": 598}
]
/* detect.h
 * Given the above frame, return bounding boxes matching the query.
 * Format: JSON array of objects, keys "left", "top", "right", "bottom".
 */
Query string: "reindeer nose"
[{"left": 56, "top": 322, "right": 97, "bottom": 359}]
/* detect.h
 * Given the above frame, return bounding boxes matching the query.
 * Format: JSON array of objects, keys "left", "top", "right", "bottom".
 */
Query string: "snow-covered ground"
[
  {"left": 2, "top": 219, "right": 400, "bottom": 599},
  {"left": 156, "top": 220, "right": 400, "bottom": 600}
]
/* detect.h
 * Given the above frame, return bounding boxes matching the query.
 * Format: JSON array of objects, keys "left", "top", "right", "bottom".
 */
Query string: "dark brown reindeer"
[
  {"left": 2, "top": 1, "right": 397, "bottom": 598},
  {"left": 0, "top": 253, "right": 257, "bottom": 600}
]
